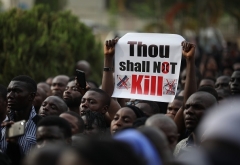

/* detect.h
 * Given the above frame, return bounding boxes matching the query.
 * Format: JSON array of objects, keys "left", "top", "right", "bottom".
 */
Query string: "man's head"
[
  {"left": 145, "top": 114, "right": 178, "bottom": 152},
  {"left": 81, "top": 110, "right": 106, "bottom": 136},
  {"left": 166, "top": 96, "right": 183, "bottom": 119},
  {"left": 229, "top": 70, "right": 240, "bottom": 95},
  {"left": 63, "top": 79, "right": 82, "bottom": 109},
  {"left": 215, "top": 76, "right": 230, "bottom": 90},
  {"left": 75, "top": 60, "right": 91, "bottom": 79},
  {"left": 135, "top": 100, "right": 160, "bottom": 116},
  {"left": 51, "top": 75, "right": 69, "bottom": 98},
  {"left": 36, "top": 116, "right": 72, "bottom": 148},
  {"left": 39, "top": 96, "right": 68, "bottom": 117},
  {"left": 184, "top": 91, "right": 217, "bottom": 132},
  {"left": 79, "top": 88, "right": 110, "bottom": 115},
  {"left": 34, "top": 87, "right": 47, "bottom": 113},
  {"left": 180, "top": 68, "right": 202, "bottom": 89},
  {"left": 199, "top": 78, "right": 215, "bottom": 88},
  {"left": 37, "top": 82, "right": 51, "bottom": 97},
  {"left": 0, "top": 85, "right": 7, "bottom": 119},
  {"left": 60, "top": 111, "right": 84, "bottom": 135},
  {"left": 7, "top": 75, "right": 37, "bottom": 111}
]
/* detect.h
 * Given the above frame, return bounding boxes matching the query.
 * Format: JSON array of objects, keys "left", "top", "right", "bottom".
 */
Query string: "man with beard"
[{"left": 63, "top": 79, "right": 82, "bottom": 114}]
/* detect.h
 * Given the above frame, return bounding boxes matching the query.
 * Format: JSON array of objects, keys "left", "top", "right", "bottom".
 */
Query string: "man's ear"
[
  {"left": 101, "top": 105, "right": 109, "bottom": 114},
  {"left": 29, "top": 92, "right": 36, "bottom": 101}
]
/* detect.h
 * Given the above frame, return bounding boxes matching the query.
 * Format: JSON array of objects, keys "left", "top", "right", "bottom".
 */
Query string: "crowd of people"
[{"left": 0, "top": 37, "right": 240, "bottom": 165}]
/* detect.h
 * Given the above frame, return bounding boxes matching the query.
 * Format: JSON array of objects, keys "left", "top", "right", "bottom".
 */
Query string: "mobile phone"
[
  {"left": 76, "top": 69, "right": 86, "bottom": 89},
  {"left": 6, "top": 120, "right": 26, "bottom": 138}
]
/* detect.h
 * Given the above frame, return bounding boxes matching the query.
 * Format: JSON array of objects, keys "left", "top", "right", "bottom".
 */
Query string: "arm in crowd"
[
  {"left": 174, "top": 42, "right": 197, "bottom": 135},
  {"left": 102, "top": 39, "right": 121, "bottom": 120}
]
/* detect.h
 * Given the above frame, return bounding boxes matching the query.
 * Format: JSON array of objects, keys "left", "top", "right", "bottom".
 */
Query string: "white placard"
[{"left": 112, "top": 33, "right": 185, "bottom": 102}]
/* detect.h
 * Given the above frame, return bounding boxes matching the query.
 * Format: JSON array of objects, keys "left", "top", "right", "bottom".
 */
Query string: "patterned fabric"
[
  {"left": 0, "top": 106, "right": 38, "bottom": 154},
  {"left": 0, "top": 116, "right": 9, "bottom": 153}
]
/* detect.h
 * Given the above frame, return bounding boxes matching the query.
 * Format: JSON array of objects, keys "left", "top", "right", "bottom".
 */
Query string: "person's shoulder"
[
  {"left": 32, "top": 115, "right": 42, "bottom": 125},
  {"left": 174, "top": 137, "right": 188, "bottom": 157}
]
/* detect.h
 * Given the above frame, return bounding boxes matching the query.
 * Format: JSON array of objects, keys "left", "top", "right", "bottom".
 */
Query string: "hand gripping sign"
[{"left": 112, "top": 33, "right": 185, "bottom": 102}]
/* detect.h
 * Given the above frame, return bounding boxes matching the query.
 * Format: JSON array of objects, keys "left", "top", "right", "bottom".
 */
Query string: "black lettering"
[
  {"left": 159, "top": 45, "right": 169, "bottom": 58},
  {"left": 119, "top": 62, "right": 126, "bottom": 71},
  {"left": 137, "top": 42, "right": 147, "bottom": 57},
  {"left": 142, "top": 61, "right": 145, "bottom": 72},
  {"left": 146, "top": 61, "right": 150, "bottom": 72},
  {"left": 153, "top": 62, "right": 161, "bottom": 73},
  {"left": 170, "top": 62, "right": 177, "bottom": 74},
  {"left": 135, "top": 63, "right": 141, "bottom": 72},
  {"left": 127, "top": 41, "right": 137, "bottom": 56},
  {"left": 127, "top": 60, "right": 134, "bottom": 71},
  {"left": 148, "top": 45, "right": 158, "bottom": 57}
]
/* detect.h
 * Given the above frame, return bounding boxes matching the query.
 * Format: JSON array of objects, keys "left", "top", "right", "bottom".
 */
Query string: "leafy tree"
[
  {"left": 0, "top": 5, "right": 103, "bottom": 86},
  {"left": 35, "top": 0, "right": 67, "bottom": 11}
]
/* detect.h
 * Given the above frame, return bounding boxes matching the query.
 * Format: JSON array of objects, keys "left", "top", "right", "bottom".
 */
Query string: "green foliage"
[
  {"left": 35, "top": 0, "right": 67, "bottom": 11},
  {"left": 0, "top": 5, "right": 103, "bottom": 86}
]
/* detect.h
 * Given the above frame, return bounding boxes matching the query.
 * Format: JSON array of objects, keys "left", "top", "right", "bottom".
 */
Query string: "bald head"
[
  {"left": 145, "top": 114, "right": 178, "bottom": 152},
  {"left": 76, "top": 60, "right": 91, "bottom": 78},
  {"left": 34, "top": 87, "right": 47, "bottom": 113},
  {"left": 38, "top": 82, "right": 51, "bottom": 96},
  {"left": 51, "top": 75, "right": 69, "bottom": 98},
  {"left": 39, "top": 96, "right": 68, "bottom": 117},
  {"left": 215, "top": 76, "right": 230, "bottom": 90}
]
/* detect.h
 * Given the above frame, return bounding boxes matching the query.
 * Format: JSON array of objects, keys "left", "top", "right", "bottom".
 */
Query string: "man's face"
[
  {"left": 33, "top": 87, "right": 46, "bottom": 113},
  {"left": 7, "top": 81, "right": 34, "bottom": 111},
  {"left": 166, "top": 99, "right": 183, "bottom": 119},
  {"left": 36, "top": 126, "right": 66, "bottom": 148},
  {"left": 79, "top": 91, "right": 106, "bottom": 115},
  {"left": 63, "top": 81, "right": 81, "bottom": 108},
  {"left": 229, "top": 71, "right": 240, "bottom": 95},
  {"left": 184, "top": 93, "right": 209, "bottom": 131},
  {"left": 39, "top": 96, "right": 63, "bottom": 117},
  {"left": 51, "top": 77, "right": 68, "bottom": 98},
  {"left": 110, "top": 107, "right": 136, "bottom": 135},
  {"left": 60, "top": 113, "right": 80, "bottom": 135},
  {"left": 215, "top": 76, "right": 230, "bottom": 90}
]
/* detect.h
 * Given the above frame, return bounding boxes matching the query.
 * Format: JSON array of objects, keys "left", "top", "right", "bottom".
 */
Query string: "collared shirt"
[
  {"left": 0, "top": 106, "right": 38, "bottom": 154},
  {"left": 0, "top": 116, "right": 9, "bottom": 153},
  {"left": 174, "top": 133, "right": 196, "bottom": 157}
]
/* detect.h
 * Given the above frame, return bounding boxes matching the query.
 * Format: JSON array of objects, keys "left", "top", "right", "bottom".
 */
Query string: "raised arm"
[
  {"left": 102, "top": 39, "right": 121, "bottom": 120},
  {"left": 174, "top": 42, "right": 196, "bottom": 135}
]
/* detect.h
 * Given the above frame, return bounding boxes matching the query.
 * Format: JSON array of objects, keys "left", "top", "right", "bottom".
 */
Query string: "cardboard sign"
[{"left": 112, "top": 33, "right": 185, "bottom": 102}]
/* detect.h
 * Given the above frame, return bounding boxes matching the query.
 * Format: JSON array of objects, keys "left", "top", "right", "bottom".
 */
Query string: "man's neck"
[
  {"left": 68, "top": 107, "right": 80, "bottom": 114},
  {"left": 14, "top": 105, "right": 33, "bottom": 121}
]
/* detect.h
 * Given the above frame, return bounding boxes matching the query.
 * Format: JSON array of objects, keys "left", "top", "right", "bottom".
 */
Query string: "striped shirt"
[{"left": 0, "top": 106, "right": 38, "bottom": 154}]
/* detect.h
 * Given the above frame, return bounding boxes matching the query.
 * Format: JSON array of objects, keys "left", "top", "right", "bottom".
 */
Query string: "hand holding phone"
[
  {"left": 76, "top": 69, "right": 86, "bottom": 89},
  {"left": 6, "top": 120, "right": 26, "bottom": 138}
]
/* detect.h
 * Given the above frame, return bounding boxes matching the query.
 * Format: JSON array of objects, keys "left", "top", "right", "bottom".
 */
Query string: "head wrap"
[{"left": 114, "top": 129, "right": 162, "bottom": 165}]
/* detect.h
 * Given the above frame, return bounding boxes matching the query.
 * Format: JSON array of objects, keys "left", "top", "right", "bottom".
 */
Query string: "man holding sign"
[{"left": 108, "top": 33, "right": 184, "bottom": 103}]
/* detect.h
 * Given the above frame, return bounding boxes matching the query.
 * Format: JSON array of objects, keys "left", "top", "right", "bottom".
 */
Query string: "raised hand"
[
  {"left": 104, "top": 38, "right": 119, "bottom": 57},
  {"left": 182, "top": 41, "right": 195, "bottom": 60}
]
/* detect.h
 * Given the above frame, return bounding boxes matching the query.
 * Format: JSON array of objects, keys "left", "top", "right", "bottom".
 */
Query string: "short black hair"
[
  {"left": 125, "top": 105, "right": 146, "bottom": 118},
  {"left": 198, "top": 86, "right": 218, "bottom": 101},
  {"left": 61, "top": 111, "right": 84, "bottom": 133},
  {"left": 68, "top": 77, "right": 75, "bottom": 82},
  {"left": 12, "top": 75, "right": 37, "bottom": 92},
  {"left": 137, "top": 100, "right": 160, "bottom": 114},
  {"left": 88, "top": 88, "right": 111, "bottom": 106},
  {"left": 0, "top": 85, "right": 7, "bottom": 101},
  {"left": 174, "top": 96, "right": 183, "bottom": 102},
  {"left": 37, "top": 116, "right": 72, "bottom": 138}
]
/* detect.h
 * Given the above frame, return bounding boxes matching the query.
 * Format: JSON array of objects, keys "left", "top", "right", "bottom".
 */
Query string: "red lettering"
[
  {"left": 157, "top": 76, "right": 163, "bottom": 96},
  {"left": 150, "top": 76, "right": 156, "bottom": 95},
  {"left": 131, "top": 75, "right": 163, "bottom": 96},
  {"left": 144, "top": 76, "right": 149, "bottom": 95},
  {"left": 131, "top": 75, "right": 143, "bottom": 94},
  {"left": 162, "top": 62, "right": 169, "bottom": 74}
]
